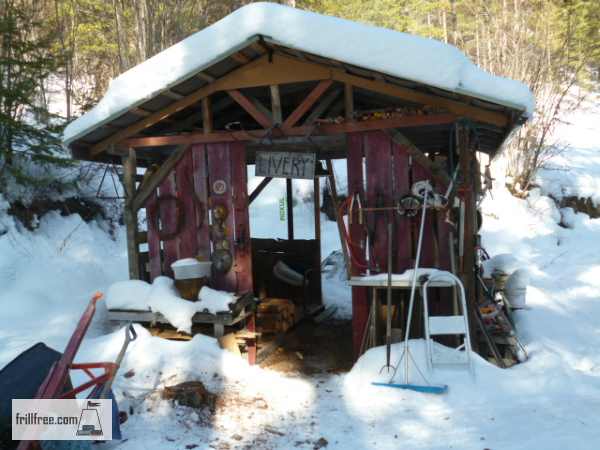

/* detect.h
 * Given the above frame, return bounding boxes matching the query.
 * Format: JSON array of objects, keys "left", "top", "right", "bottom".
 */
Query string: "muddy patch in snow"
[{"left": 259, "top": 319, "right": 354, "bottom": 375}]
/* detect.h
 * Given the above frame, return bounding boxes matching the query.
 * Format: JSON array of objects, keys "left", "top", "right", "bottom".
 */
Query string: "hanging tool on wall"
[
  {"left": 339, "top": 180, "right": 451, "bottom": 276},
  {"left": 380, "top": 220, "right": 394, "bottom": 375},
  {"left": 372, "top": 182, "right": 448, "bottom": 394},
  {"left": 211, "top": 204, "right": 233, "bottom": 273}
]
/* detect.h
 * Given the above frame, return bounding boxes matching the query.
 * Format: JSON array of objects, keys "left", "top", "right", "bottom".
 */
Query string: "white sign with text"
[{"left": 255, "top": 151, "right": 316, "bottom": 179}]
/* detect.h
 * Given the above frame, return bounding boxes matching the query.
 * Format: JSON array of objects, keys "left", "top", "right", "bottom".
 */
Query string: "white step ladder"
[{"left": 422, "top": 272, "right": 474, "bottom": 374}]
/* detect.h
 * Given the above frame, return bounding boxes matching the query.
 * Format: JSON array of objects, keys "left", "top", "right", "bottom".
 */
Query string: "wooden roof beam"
[
  {"left": 270, "top": 85, "right": 282, "bottom": 125},
  {"left": 227, "top": 89, "right": 273, "bottom": 129},
  {"left": 196, "top": 72, "right": 215, "bottom": 83},
  {"left": 385, "top": 129, "right": 450, "bottom": 185},
  {"left": 132, "top": 144, "right": 190, "bottom": 212},
  {"left": 161, "top": 89, "right": 185, "bottom": 100},
  {"left": 89, "top": 54, "right": 331, "bottom": 157},
  {"left": 125, "top": 113, "right": 456, "bottom": 148},
  {"left": 230, "top": 51, "right": 251, "bottom": 64},
  {"left": 130, "top": 107, "right": 151, "bottom": 117},
  {"left": 282, "top": 80, "right": 333, "bottom": 129},
  {"left": 303, "top": 87, "right": 342, "bottom": 126},
  {"left": 331, "top": 69, "right": 509, "bottom": 127},
  {"left": 202, "top": 97, "right": 213, "bottom": 134}
]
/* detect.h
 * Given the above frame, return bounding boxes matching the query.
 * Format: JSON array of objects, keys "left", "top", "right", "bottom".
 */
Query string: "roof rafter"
[
  {"left": 227, "top": 89, "right": 273, "bottom": 128},
  {"left": 89, "top": 54, "right": 332, "bottom": 157},
  {"left": 282, "top": 80, "right": 333, "bottom": 129},
  {"left": 87, "top": 52, "right": 512, "bottom": 158},
  {"left": 330, "top": 68, "right": 508, "bottom": 127},
  {"left": 124, "top": 113, "right": 456, "bottom": 148}
]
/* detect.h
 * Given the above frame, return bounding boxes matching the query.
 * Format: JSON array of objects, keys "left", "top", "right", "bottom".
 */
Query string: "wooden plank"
[
  {"left": 135, "top": 231, "right": 148, "bottom": 244},
  {"left": 249, "top": 177, "right": 273, "bottom": 204},
  {"left": 391, "top": 142, "right": 412, "bottom": 272},
  {"left": 282, "top": 80, "right": 333, "bottom": 129},
  {"left": 227, "top": 89, "right": 273, "bottom": 129},
  {"left": 332, "top": 69, "right": 509, "bottom": 127},
  {"left": 124, "top": 114, "right": 456, "bottom": 148},
  {"left": 385, "top": 129, "right": 451, "bottom": 185},
  {"left": 344, "top": 83, "right": 354, "bottom": 120},
  {"left": 206, "top": 142, "right": 236, "bottom": 291},
  {"left": 122, "top": 148, "right": 140, "bottom": 279},
  {"left": 325, "top": 158, "right": 349, "bottom": 278},
  {"left": 230, "top": 51, "right": 251, "bottom": 64},
  {"left": 196, "top": 71, "right": 215, "bottom": 83},
  {"left": 347, "top": 133, "right": 368, "bottom": 357},
  {"left": 364, "top": 131, "right": 393, "bottom": 273},
  {"left": 286, "top": 178, "right": 294, "bottom": 240},
  {"left": 270, "top": 85, "right": 282, "bottom": 124},
  {"left": 458, "top": 124, "right": 479, "bottom": 351},
  {"left": 191, "top": 144, "right": 211, "bottom": 261},
  {"left": 132, "top": 145, "right": 189, "bottom": 212},
  {"left": 146, "top": 191, "right": 162, "bottom": 280},
  {"left": 175, "top": 149, "right": 198, "bottom": 259},
  {"left": 250, "top": 96, "right": 274, "bottom": 123},
  {"left": 314, "top": 177, "right": 321, "bottom": 255},
  {"left": 130, "top": 107, "right": 151, "bottom": 117},
  {"left": 159, "top": 172, "right": 179, "bottom": 277},
  {"left": 202, "top": 97, "right": 213, "bottom": 134},
  {"left": 246, "top": 314, "right": 257, "bottom": 365},
  {"left": 90, "top": 54, "right": 332, "bottom": 157},
  {"left": 230, "top": 141, "right": 253, "bottom": 294},
  {"left": 303, "top": 87, "right": 342, "bottom": 126},
  {"left": 162, "top": 89, "right": 184, "bottom": 100}
]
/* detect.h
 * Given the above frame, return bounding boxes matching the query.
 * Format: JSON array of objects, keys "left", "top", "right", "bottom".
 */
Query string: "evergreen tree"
[{"left": 0, "top": 0, "right": 71, "bottom": 192}]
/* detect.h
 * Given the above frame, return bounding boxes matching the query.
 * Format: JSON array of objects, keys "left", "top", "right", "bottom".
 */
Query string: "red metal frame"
[{"left": 17, "top": 293, "right": 119, "bottom": 450}]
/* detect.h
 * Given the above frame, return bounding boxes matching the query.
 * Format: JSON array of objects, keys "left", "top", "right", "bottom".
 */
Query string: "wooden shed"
[{"left": 64, "top": 4, "right": 532, "bottom": 364}]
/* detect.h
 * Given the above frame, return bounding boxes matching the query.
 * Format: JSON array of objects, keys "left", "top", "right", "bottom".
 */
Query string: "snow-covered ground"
[{"left": 3, "top": 95, "right": 600, "bottom": 449}]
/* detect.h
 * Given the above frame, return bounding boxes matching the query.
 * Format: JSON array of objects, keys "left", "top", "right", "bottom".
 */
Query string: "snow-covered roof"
[{"left": 63, "top": 2, "right": 534, "bottom": 146}]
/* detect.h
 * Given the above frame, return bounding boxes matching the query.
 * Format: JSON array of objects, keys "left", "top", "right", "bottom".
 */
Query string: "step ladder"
[{"left": 422, "top": 271, "right": 474, "bottom": 374}]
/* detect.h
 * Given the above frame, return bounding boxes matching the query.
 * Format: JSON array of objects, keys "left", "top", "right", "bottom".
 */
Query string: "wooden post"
[
  {"left": 344, "top": 83, "right": 354, "bottom": 120},
  {"left": 325, "top": 158, "right": 350, "bottom": 279},
  {"left": 457, "top": 123, "right": 479, "bottom": 351},
  {"left": 286, "top": 178, "right": 294, "bottom": 240},
  {"left": 202, "top": 97, "right": 212, "bottom": 134},
  {"left": 270, "top": 85, "right": 282, "bottom": 125},
  {"left": 347, "top": 134, "right": 368, "bottom": 357},
  {"left": 314, "top": 177, "right": 321, "bottom": 260},
  {"left": 122, "top": 148, "right": 141, "bottom": 280},
  {"left": 249, "top": 177, "right": 273, "bottom": 204}
]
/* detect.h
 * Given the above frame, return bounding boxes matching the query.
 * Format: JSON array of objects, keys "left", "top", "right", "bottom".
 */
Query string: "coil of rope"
[{"left": 151, "top": 194, "right": 185, "bottom": 241}]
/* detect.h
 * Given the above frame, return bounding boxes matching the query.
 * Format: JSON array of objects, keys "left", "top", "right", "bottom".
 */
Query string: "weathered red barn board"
[{"left": 347, "top": 132, "right": 368, "bottom": 356}]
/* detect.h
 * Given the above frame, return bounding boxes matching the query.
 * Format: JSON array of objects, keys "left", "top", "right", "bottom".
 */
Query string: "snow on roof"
[{"left": 63, "top": 2, "right": 534, "bottom": 145}]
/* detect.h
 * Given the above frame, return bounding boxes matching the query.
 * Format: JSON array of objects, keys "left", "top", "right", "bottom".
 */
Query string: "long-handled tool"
[
  {"left": 379, "top": 221, "right": 394, "bottom": 375},
  {"left": 373, "top": 183, "right": 448, "bottom": 394},
  {"left": 87, "top": 323, "right": 137, "bottom": 440},
  {"left": 99, "top": 323, "right": 137, "bottom": 399}
]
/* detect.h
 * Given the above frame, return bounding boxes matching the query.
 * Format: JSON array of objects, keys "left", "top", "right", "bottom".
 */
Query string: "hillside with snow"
[{"left": 2, "top": 94, "right": 600, "bottom": 449}]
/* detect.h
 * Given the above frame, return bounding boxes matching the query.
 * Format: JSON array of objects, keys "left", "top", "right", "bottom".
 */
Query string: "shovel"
[{"left": 88, "top": 323, "right": 137, "bottom": 440}]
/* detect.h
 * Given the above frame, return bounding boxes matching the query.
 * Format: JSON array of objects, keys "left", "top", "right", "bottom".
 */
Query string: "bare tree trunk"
[
  {"left": 112, "top": 0, "right": 130, "bottom": 72},
  {"left": 133, "top": 0, "right": 148, "bottom": 63}
]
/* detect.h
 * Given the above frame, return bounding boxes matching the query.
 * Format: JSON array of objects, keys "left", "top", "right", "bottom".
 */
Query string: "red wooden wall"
[
  {"left": 347, "top": 130, "right": 453, "bottom": 356},
  {"left": 145, "top": 142, "right": 252, "bottom": 294}
]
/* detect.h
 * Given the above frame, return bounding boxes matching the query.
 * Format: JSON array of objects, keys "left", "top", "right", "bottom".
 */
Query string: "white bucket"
[
  {"left": 504, "top": 269, "right": 528, "bottom": 309},
  {"left": 171, "top": 258, "right": 212, "bottom": 280}
]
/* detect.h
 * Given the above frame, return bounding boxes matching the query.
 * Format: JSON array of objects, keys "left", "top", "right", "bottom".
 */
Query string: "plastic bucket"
[{"left": 171, "top": 258, "right": 212, "bottom": 280}]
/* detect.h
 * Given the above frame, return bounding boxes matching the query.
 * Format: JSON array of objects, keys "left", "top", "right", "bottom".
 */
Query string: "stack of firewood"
[{"left": 256, "top": 298, "right": 297, "bottom": 334}]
